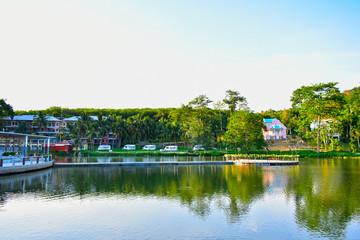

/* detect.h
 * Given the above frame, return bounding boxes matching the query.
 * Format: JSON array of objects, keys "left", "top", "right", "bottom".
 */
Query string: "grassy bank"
[{"left": 52, "top": 148, "right": 360, "bottom": 158}]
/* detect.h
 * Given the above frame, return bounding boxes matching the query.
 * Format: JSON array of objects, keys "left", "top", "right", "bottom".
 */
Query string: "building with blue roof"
[
  {"left": 263, "top": 118, "right": 287, "bottom": 140},
  {"left": 2, "top": 115, "right": 61, "bottom": 135}
]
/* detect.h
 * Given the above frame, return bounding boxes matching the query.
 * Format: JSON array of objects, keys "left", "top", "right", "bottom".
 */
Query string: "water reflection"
[
  {"left": 49, "top": 165, "right": 266, "bottom": 222},
  {"left": 54, "top": 156, "right": 224, "bottom": 163},
  {"left": 0, "top": 157, "right": 359, "bottom": 239},
  {"left": 0, "top": 168, "right": 53, "bottom": 207},
  {"left": 286, "top": 158, "right": 360, "bottom": 239}
]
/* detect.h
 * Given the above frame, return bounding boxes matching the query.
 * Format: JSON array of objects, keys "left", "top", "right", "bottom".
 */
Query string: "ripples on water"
[{"left": 0, "top": 157, "right": 360, "bottom": 239}]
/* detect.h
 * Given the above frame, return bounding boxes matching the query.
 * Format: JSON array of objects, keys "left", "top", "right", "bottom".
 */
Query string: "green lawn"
[{"left": 53, "top": 147, "right": 360, "bottom": 158}]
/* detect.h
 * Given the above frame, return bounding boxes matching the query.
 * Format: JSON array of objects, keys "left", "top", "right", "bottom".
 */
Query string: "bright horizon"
[{"left": 1, "top": 0, "right": 359, "bottom": 112}]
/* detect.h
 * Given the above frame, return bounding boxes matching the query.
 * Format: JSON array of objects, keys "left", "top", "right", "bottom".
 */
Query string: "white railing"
[{"left": 0, "top": 155, "right": 52, "bottom": 168}]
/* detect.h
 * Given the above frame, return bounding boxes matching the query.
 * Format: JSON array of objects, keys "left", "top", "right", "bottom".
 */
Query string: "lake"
[{"left": 0, "top": 157, "right": 359, "bottom": 239}]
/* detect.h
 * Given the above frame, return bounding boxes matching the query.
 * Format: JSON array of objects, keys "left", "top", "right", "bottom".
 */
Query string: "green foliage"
[
  {"left": 223, "top": 110, "right": 266, "bottom": 152},
  {"left": 184, "top": 117, "right": 213, "bottom": 147},
  {"left": 188, "top": 94, "right": 212, "bottom": 109},
  {"left": 9, "top": 82, "right": 360, "bottom": 155},
  {"left": 0, "top": 99, "right": 14, "bottom": 129},
  {"left": 33, "top": 111, "right": 48, "bottom": 132},
  {"left": 291, "top": 82, "right": 344, "bottom": 152},
  {"left": 0, "top": 99, "right": 14, "bottom": 118},
  {"left": 225, "top": 154, "right": 299, "bottom": 159},
  {"left": 2, "top": 152, "right": 16, "bottom": 156},
  {"left": 223, "top": 89, "right": 247, "bottom": 113},
  {"left": 342, "top": 87, "right": 360, "bottom": 148},
  {"left": 14, "top": 122, "right": 28, "bottom": 134},
  {"left": 17, "top": 107, "right": 175, "bottom": 119}
]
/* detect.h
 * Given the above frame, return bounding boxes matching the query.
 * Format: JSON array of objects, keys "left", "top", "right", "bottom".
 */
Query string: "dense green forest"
[{"left": 2, "top": 83, "right": 360, "bottom": 152}]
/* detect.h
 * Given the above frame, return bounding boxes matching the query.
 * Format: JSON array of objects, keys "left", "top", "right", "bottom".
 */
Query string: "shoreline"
[{"left": 52, "top": 149, "right": 360, "bottom": 158}]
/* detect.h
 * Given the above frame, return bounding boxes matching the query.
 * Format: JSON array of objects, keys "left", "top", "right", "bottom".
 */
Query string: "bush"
[{"left": 2, "top": 152, "right": 16, "bottom": 156}]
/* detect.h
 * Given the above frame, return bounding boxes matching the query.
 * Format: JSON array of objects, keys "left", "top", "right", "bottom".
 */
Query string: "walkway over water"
[{"left": 0, "top": 132, "right": 54, "bottom": 175}]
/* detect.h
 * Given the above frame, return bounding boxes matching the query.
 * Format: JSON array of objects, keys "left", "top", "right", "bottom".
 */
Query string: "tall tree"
[
  {"left": 213, "top": 101, "right": 226, "bottom": 132},
  {"left": 185, "top": 117, "right": 214, "bottom": 148},
  {"left": 223, "top": 110, "right": 266, "bottom": 153},
  {"left": 86, "top": 122, "right": 99, "bottom": 150},
  {"left": 291, "top": 82, "right": 344, "bottom": 153},
  {"left": 183, "top": 96, "right": 215, "bottom": 147},
  {"left": 0, "top": 99, "right": 14, "bottom": 130},
  {"left": 112, "top": 116, "right": 127, "bottom": 148},
  {"left": 223, "top": 90, "right": 247, "bottom": 114},
  {"left": 189, "top": 94, "right": 212, "bottom": 109},
  {"left": 342, "top": 87, "right": 360, "bottom": 149},
  {"left": 78, "top": 113, "right": 92, "bottom": 138}
]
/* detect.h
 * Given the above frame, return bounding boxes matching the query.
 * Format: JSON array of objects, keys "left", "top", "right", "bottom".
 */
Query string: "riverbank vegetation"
[
  {"left": 51, "top": 148, "right": 360, "bottom": 159},
  {"left": 2, "top": 83, "right": 360, "bottom": 155}
]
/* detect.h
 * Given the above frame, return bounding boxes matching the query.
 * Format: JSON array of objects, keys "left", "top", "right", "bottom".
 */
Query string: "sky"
[{"left": 0, "top": 0, "right": 359, "bottom": 112}]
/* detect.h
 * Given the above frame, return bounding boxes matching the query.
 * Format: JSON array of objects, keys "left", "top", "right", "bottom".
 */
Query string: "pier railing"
[
  {"left": 0, "top": 155, "right": 53, "bottom": 168},
  {"left": 225, "top": 154, "right": 299, "bottom": 162}
]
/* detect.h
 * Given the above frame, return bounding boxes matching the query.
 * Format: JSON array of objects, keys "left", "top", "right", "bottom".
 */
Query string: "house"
[
  {"left": 263, "top": 118, "right": 287, "bottom": 140},
  {"left": 310, "top": 119, "right": 341, "bottom": 139},
  {"left": 62, "top": 116, "right": 99, "bottom": 128},
  {"left": 3, "top": 115, "right": 61, "bottom": 135}
]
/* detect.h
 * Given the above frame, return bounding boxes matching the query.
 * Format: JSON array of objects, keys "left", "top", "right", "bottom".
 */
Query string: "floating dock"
[
  {"left": 225, "top": 154, "right": 299, "bottom": 166},
  {"left": 232, "top": 159, "right": 298, "bottom": 166}
]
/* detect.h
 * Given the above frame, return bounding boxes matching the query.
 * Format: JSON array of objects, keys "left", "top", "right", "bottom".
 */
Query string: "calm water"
[{"left": 1, "top": 157, "right": 360, "bottom": 239}]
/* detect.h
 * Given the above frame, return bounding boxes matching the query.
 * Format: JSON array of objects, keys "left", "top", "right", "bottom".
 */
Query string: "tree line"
[
  {"left": 60, "top": 90, "right": 266, "bottom": 152},
  {"left": 2, "top": 83, "right": 360, "bottom": 152}
]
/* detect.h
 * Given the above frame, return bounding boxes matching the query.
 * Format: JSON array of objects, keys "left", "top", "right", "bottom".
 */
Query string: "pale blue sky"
[{"left": 0, "top": 0, "right": 359, "bottom": 112}]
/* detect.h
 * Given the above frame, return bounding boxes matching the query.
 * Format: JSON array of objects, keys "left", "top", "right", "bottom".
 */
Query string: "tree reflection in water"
[
  {"left": 285, "top": 158, "right": 360, "bottom": 239},
  {"left": 50, "top": 165, "right": 266, "bottom": 222},
  {"left": 1, "top": 158, "right": 360, "bottom": 238}
]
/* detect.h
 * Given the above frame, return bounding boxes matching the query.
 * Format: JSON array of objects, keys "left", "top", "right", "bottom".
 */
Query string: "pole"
[
  {"left": 24, "top": 135, "right": 28, "bottom": 158},
  {"left": 36, "top": 139, "right": 39, "bottom": 156},
  {"left": 47, "top": 138, "right": 50, "bottom": 154}
]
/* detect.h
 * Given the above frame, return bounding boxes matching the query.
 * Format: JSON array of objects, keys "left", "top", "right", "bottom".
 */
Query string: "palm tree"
[
  {"left": 156, "top": 117, "right": 168, "bottom": 146},
  {"left": 86, "top": 123, "right": 99, "bottom": 151},
  {"left": 96, "top": 116, "right": 111, "bottom": 145},
  {"left": 111, "top": 116, "right": 127, "bottom": 149},
  {"left": 15, "top": 122, "right": 28, "bottom": 134},
  {"left": 78, "top": 113, "right": 92, "bottom": 138},
  {"left": 33, "top": 112, "right": 48, "bottom": 133}
]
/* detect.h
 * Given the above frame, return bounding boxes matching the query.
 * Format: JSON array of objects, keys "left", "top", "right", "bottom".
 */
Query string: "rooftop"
[
  {"left": 263, "top": 118, "right": 275, "bottom": 123},
  {"left": 3, "top": 115, "right": 61, "bottom": 122}
]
